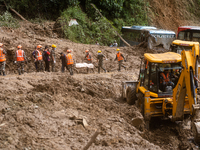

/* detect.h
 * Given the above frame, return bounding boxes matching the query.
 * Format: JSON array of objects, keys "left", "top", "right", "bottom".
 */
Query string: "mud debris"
[{"left": 0, "top": 22, "right": 199, "bottom": 150}]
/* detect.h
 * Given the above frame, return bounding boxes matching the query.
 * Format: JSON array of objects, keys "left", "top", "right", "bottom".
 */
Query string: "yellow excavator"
[{"left": 122, "top": 43, "right": 200, "bottom": 143}]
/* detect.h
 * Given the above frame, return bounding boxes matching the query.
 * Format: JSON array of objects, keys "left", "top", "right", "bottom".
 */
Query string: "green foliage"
[
  {"left": 0, "top": 0, "right": 149, "bottom": 45},
  {"left": 0, "top": 11, "right": 19, "bottom": 28},
  {"left": 2, "top": 0, "right": 79, "bottom": 19},
  {"left": 86, "top": 0, "right": 124, "bottom": 19},
  {"left": 58, "top": 0, "right": 149, "bottom": 45},
  {"left": 122, "top": 0, "right": 148, "bottom": 26},
  {"left": 59, "top": 6, "right": 117, "bottom": 45}
]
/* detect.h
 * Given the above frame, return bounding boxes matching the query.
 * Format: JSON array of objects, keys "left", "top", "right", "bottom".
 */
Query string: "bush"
[
  {"left": 0, "top": 11, "right": 20, "bottom": 28},
  {"left": 59, "top": 6, "right": 118, "bottom": 45}
]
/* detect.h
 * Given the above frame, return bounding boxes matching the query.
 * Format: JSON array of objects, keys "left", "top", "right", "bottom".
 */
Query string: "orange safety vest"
[
  {"left": 160, "top": 73, "right": 169, "bottom": 83},
  {"left": 86, "top": 54, "right": 92, "bottom": 61},
  {"left": 0, "top": 48, "right": 6, "bottom": 62},
  {"left": 16, "top": 50, "right": 25, "bottom": 61},
  {"left": 37, "top": 50, "right": 42, "bottom": 60},
  {"left": 117, "top": 52, "right": 123, "bottom": 61},
  {"left": 66, "top": 53, "right": 74, "bottom": 65}
]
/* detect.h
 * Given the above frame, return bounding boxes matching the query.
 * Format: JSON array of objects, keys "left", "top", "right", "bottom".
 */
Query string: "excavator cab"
[
  {"left": 139, "top": 59, "right": 182, "bottom": 95},
  {"left": 137, "top": 52, "right": 182, "bottom": 93}
]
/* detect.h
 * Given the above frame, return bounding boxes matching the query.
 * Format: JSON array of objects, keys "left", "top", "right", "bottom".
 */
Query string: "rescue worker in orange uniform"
[
  {"left": 160, "top": 66, "right": 174, "bottom": 92},
  {"left": 0, "top": 43, "right": 6, "bottom": 76},
  {"left": 66, "top": 49, "right": 74, "bottom": 75},
  {"left": 85, "top": 50, "right": 92, "bottom": 63},
  {"left": 84, "top": 50, "right": 94, "bottom": 73},
  {"left": 114, "top": 48, "right": 126, "bottom": 71},
  {"left": 15, "top": 45, "right": 27, "bottom": 75},
  {"left": 35, "top": 45, "right": 44, "bottom": 72}
]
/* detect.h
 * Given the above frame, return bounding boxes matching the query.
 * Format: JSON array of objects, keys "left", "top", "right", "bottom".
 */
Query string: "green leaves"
[
  {"left": 59, "top": 6, "right": 118, "bottom": 45},
  {"left": 0, "top": 11, "right": 19, "bottom": 28}
]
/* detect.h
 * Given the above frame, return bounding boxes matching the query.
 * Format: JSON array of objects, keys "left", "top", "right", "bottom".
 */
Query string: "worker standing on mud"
[
  {"left": 32, "top": 46, "right": 38, "bottom": 71},
  {"left": 60, "top": 52, "right": 67, "bottom": 73},
  {"left": 114, "top": 48, "right": 126, "bottom": 71},
  {"left": 0, "top": 43, "right": 6, "bottom": 76},
  {"left": 66, "top": 50, "right": 74, "bottom": 75},
  {"left": 51, "top": 44, "right": 56, "bottom": 72},
  {"left": 96, "top": 50, "right": 107, "bottom": 73},
  {"left": 15, "top": 45, "right": 27, "bottom": 75},
  {"left": 42, "top": 45, "right": 50, "bottom": 72},
  {"left": 84, "top": 50, "right": 94, "bottom": 73},
  {"left": 35, "top": 45, "right": 44, "bottom": 72}
]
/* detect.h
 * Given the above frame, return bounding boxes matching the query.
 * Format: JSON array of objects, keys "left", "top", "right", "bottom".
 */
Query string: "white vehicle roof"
[
  {"left": 122, "top": 26, "right": 157, "bottom": 30},
  {"left": 148, "top": 29, "right": 175, "bottom": 35}
]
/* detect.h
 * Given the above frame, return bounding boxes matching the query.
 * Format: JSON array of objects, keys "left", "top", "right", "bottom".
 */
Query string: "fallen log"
[
  {"left": 83, "top": 130, "right": 99, "bottom": 150},
  {"left": 4, "top": 1, "right": 29, "bottom": 22}
]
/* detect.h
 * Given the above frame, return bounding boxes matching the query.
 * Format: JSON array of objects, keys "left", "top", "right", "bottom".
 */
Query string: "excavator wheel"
[
  {"left": 192, "top": 122, "right": 200, "bottom": 144},
  {"left": 126, "top": 86, "right": 137, "bottom": 105}
]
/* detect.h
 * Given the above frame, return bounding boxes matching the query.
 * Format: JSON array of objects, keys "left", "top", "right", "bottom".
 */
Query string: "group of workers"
[
  {"left": 32, "top": 44, "right": 75, "bottom": 75},
  {"left": 0, "top": 43, "right": 127, "bottom": 76},
  {"left": 85, "top": 48, "right": 126, "bottom": 73}
]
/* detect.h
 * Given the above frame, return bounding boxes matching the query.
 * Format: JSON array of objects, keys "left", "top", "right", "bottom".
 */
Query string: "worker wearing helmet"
[
  {"left": 160, "top": 66, "right": 174, "bottom": 92},
  {"left": 60, "top": 52, "right": 67, "bottom": 73},
  {"left": 42, "top": 45, "right": 51, "bottom": 72},
  {"left": 85, "top": 50, "right": 93, "bottom": 63},
  {"left": 84, "top": 50, "right": 94, "bottom": 73},
  {"left": 15, "top": 45, "right": 27, "bottom": 75},
  {"left": 66, "top": 49, "right": 74, "bottom": 75},
  {"left": 96, "top": 50, "right": 107, "bottom": 73},
  {"left": 50, "top": 44, "right": 56, "bottom": 72},
  {"left": 35, "top": 45, "right": 44, "bottom": 72},
  {"left": 114, "top": 48, "right": 126, "bottom": 71},
  {"left": 32, "top": 46, "right": 38, "bottom": 71},
  {"left": 0, "top": 43, "right": 6, "bottom": 76}
]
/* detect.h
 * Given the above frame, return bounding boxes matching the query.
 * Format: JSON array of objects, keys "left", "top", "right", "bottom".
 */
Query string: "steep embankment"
[{"left": 147, "top": 0, "right": 200, "bottom": 32}]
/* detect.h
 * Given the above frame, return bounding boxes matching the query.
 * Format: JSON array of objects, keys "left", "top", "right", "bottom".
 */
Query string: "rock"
[
  {"left": 111, "top": 124, "right": 123, "bottom": 134},
  {"left": 51, "top": 110, "right": 66, "bottom": 119},
  {"left": 82, "top": 118, "right": 88, "bottom": 127},
  {"left": 131, "top": 117, "right": 144, "bottom": 128}
]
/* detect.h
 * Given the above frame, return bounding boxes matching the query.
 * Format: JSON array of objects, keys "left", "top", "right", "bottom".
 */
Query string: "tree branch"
[{"left": 4, "top": 1, "right": 29, "bottom": 22}]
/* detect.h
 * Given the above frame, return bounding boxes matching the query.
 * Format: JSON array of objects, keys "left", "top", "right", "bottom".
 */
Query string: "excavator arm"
[
  {"left": 172, "top": 47, "right": 200, "bottom": 143},
  {"left": 172, "top": 50, "right": 198, "bottom": 120}
]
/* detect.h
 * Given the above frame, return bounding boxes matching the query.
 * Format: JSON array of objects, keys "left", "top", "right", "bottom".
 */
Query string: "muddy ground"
[{"left": 0, "top": 22, "right": 199, "bottom": 150}]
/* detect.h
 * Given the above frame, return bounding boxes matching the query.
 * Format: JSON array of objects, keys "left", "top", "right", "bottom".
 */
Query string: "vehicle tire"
[{"left": 126, "top": 86, "right": 137, "bottom": 105}]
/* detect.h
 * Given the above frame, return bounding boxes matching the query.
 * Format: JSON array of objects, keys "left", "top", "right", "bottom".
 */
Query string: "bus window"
[
  {"left": 192, "top": 32, "right": 200, "bottom": 42},
  {"left": 178, "top": 31, "right": 184, "bottom": 40},
  {"left": 186, "top": 32, "right": 190, "bottom": 41}
]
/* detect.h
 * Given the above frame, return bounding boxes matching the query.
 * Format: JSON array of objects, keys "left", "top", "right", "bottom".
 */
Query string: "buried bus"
[{"left": 120, "top": 25, "right": 176, "bottom": 50}]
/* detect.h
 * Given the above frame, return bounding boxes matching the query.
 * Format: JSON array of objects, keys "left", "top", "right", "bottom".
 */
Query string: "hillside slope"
[{"left": 147, "top": 0, "right": 200, "bottom": 32}]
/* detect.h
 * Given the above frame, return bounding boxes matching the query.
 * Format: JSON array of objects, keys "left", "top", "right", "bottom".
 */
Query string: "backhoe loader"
[{"left": 122, "top": 45, "right": 200, "bottom": 143}]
